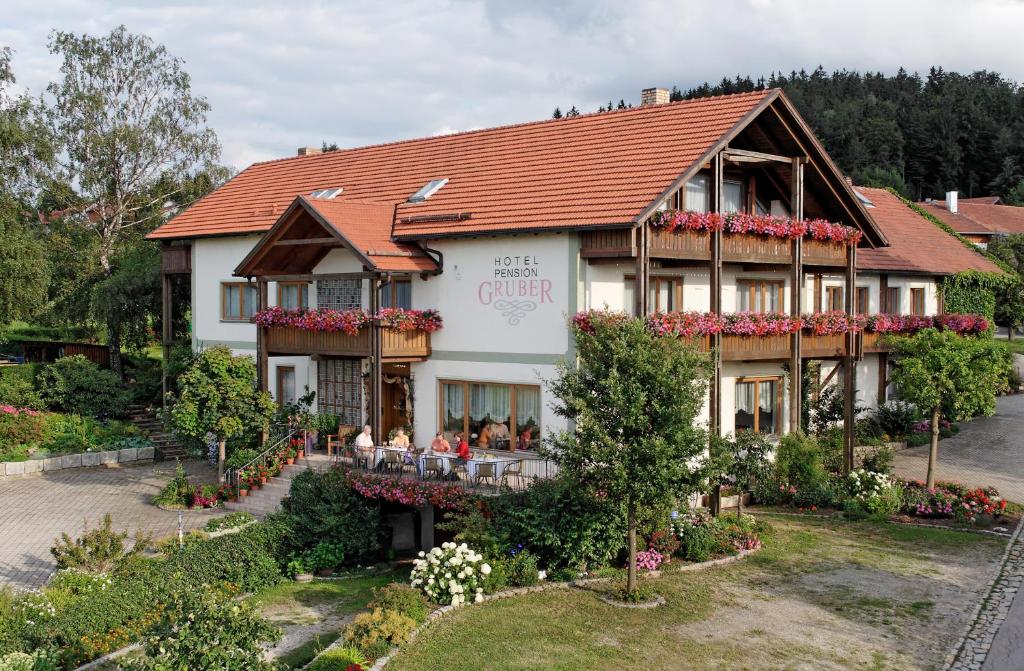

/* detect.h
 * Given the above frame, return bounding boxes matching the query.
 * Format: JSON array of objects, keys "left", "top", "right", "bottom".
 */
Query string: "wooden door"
[{"left": 382, "top": 376, "right": 410, "bottom": 438}]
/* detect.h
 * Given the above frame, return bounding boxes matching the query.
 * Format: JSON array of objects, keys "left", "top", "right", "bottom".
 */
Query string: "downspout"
[{"left": 416, "top": 242, "right": 444, "bottom": 275}]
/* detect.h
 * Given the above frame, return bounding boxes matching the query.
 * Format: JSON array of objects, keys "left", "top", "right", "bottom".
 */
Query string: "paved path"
[
  {"left": 893, "top": 393, "right": 1024, "bottom": 503},
  {"left": 0, "top": 460, "right": 220, "bottom": 591}
]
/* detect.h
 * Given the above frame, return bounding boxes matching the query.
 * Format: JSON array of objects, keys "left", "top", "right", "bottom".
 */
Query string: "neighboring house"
[
  {"left": 918, "top": 192, "right": 1024, "bottom": 247},
  {"left": 815, "top": 187, "right": 1002, "bottom": 409},
  {"left": 151, "top": 87, "right": 937, "bottom": 457}
]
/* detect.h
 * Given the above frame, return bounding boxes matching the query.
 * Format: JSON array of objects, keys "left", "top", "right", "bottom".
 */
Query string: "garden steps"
[
  {"left": 126, "top": 405, "right": 188, "bottom": 461},
  {"left": 222, "top": 460, "right": 312, "bottom": 518}
]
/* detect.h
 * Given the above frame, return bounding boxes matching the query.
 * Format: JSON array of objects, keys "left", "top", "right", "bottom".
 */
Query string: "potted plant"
[
  {"left": 237, "top": 474, "right": 250, "bottom": 497},
  {"left": 288, "top": 555, "right": 313, "bottom": 583},
  {"left": 285, "top": 445, "right": 296, "bottom": 466},
  {"left": 306, "top": 542, "right": 345, "bottom": 577}
]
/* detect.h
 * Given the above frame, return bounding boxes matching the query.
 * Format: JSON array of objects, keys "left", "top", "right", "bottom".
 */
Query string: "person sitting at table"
[
  {"left": 517, "top": 427, "right": 533, "bottom": 451},
  {"left": 429, "top": 431, "right": 451, "bottom": 453},
  {"left": 389, "top": 428, "right": 410, "bottom": 449},
  {"left": 490, "top": 421, "right": 511, "bottom": 448},
  {"left": 354, "top": 425, "right": 374, "bottom": 467},
  {"left": 454, "top": 431, "right": 471, "bottom": 463},
  {"left": 477, "top": 421, "right": 493, "bottom": 448}
]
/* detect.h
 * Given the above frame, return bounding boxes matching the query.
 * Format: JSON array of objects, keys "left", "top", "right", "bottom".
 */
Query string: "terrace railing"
[{"left": 227, "top": 423, "right": 299, "bottom": 491}]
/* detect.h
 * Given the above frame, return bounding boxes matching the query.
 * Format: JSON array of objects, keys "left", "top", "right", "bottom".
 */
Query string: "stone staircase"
[
  {"left": 127, "top": 405, "right": 188, "bottom": 461},
  {"left": 223, "top": 455, "right": 333, "bottom": 518}
]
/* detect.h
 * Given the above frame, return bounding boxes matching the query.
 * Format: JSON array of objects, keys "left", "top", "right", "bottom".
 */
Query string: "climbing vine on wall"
[{"left": 941, "top": 271, "right": 1011, "bottom": 322}]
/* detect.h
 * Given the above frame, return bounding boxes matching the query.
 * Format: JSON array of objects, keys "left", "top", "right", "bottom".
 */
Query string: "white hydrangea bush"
[
  {"left": 848, "top": 468, "right": 892, "bottom": 502},
  {"left": 409, "top": 542, "right": 491, "bottom": 607}
]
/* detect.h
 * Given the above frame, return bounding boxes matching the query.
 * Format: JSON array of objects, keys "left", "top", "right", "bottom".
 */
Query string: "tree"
[
  {"left": 551, "top": 107, "right": 562, "bottom": 119},
  {"left": 889, "top": 329, "right": 1010, "bottom": 488},
  {"left": 987, "top": 234, "right": 1024, "bottom": 338},
  {"left": 41, "top": 26, "right": 220, "bottom": 375},
  {"left": 170, "top": 346, "right": 275, "bottom": 481},
  {"left": 546, "top": 313, "right": 711, "bottom": 595}
]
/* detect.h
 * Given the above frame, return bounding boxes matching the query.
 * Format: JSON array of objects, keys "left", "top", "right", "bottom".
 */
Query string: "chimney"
[
  {"left": 640, "top": 87, "right": 670, "bottom": 106},
  {"left": 297, "top": 147, "right": 322, "bottom": 157},
  {"left": 946, "top": 190, "right": 958, "bottom": 214}
]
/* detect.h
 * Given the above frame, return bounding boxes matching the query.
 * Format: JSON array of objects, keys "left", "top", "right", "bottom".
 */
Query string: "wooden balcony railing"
[
  {"left": 861, "top": 331, "right": 891, "bottom": 353},
  {"left": 265, "top": 326, "right": 431, "bottom": 360},
  {"left": 581, "top": 228, "right": 849, "bottom": 267},
  {"left": 694, "top": 332, "right": 849, "bottom": 361},
  {"left": 802, "top": 333, "right": 848, "bottom": 359}
]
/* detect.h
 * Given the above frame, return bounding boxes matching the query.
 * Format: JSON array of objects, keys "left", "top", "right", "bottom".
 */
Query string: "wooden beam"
[
  {"left": 260, "top": 271, "right": 378, "bottom": 282},
  {"left": 879, "top": 273, "right": 889, "bottom": 313},
  {"left": 723, "top": 147, "right": 796, "bottom": 164},
  {"left": 272, "top": 237, "right": 343, "bottom": 247},
  {"left": 257, "top": 280, "right": 269, "bottom": 394},
  {"left": 370, "top": 277, "right": 383, "bottom": 443},
  {"left": 634, "top": 223, "right": 649, "bottom": 317},
  {"left": 789, "top": 157, "right": 805, "bottom": 433},
  {"left": 821, "top": 360, "right": 843, "bottom": 389},
  {"left": 877, "top": 352, "right": 888, "bottom": 405},
  {"left": 843, "top": 245, "right": 858, "bottom": 473},
  {"left": 709, "top": 152, "right": 724, "bottom": 438},
  {"left": 161, "top": 273, "right": 173, "bottom": 416}
]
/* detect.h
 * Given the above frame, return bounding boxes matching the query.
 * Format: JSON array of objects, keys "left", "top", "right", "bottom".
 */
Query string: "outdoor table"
[
  {"left": 373, "top": 445, "right": 408, "bottom": 469},
  {"left": 418, "top": 451, "right": 456, "bottom": 475}
]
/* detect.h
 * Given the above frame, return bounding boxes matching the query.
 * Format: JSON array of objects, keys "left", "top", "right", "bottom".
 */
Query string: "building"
[
  {"left": 148, "top": 88, "right": 989, "bottom": 465},
  {"left": 918, "top": 192, "right": 1024, "bottom": 247}
]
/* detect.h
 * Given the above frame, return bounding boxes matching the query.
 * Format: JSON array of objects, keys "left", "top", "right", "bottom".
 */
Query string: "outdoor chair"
[
  {"left": 451, "top": 460, "right": 470, "bottom": 484},
  {"left": 354, "top": 449, "right": 374, "bottom": 471},
  {"left": 383, "top": 450, "right": 403, "bottom": 474},
  {"left": 327, "top": 425, "right": 357, "bottom": 457},
  {"left": 500, "top": 459, "right": 525, "bottom": 490},
  {"left": 422, "top": 456, "right": 444, "bottom": 481},
  {"left": 475, "top": 461, "right": 497, "bottom": 488}
]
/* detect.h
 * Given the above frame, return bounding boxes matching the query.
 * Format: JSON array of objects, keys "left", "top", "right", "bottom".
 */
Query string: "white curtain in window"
[
  {"left": 516, "top": 387, "right": 541, "bottom": 429},
  {"left": 723, "top": 181, "right": 744, "bottom": 213},
  {"left": 243, "top": 286, "right": 258, "bottom": 318},
  {"left": 395, "top": 281, "right": 412, "bottom": 309},
  {"left": 736, "top": 382, "right": 754, "bottom": 413},
  {"left": 684, "top": 176, "right": 710, "bottom": 212},
  {"left": 470, "top": 384, "right": 510, "bottom": 423},
  {"left": 444, "top": 383, "right": 464, "bottom": 425},
  {"left": 225, "top": 285, "right": 240, "bottom": 316}
]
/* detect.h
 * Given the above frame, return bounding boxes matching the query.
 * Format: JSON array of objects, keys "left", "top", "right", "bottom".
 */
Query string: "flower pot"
[
  {"left": 295, "top": 573, "right": 314, "bottom": 583},
  {"left": 286, "top": 458, "right": 295, "bottom": 465},
  {"left": 239, "top": 488, "right": 249, "bottom": 497},
  {"left": 316, "top": 568, "right": 334, "bottom": 577},
  {"left": 297, "top": 450, "right": 305, "bottom": 459},
  {"left": 260, "top": 476, "right": 268, "bottom": 485}
]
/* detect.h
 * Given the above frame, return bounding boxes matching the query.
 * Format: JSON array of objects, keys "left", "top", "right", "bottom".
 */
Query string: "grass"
[
  {"left": 252, "top": 571, "right": 401, "bottom": 624},
  {"left": 387, "top": 516, "right": 1005, "bottom": 671},
  {"left": 276, "top": 630, "right": 344, "bottom": 669}
]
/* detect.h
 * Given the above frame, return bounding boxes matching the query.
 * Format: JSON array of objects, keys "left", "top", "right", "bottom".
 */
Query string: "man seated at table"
[
  {"left": 490, "top": 421, "right": 511, "bottom": 449},
  {"left": 354, "top": 425, "right": 374, "bottom": 466},
  {"left": 429, "top": 431, "right": 451, "bottom": 453}
]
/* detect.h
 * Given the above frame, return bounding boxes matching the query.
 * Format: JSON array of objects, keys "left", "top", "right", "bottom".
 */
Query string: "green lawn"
[
  {"left": 999, "top": 337, "right": 1024, "bottom": 356},
  {"left": 387, "top": 516, "right": 1005, "bottom": 671}
]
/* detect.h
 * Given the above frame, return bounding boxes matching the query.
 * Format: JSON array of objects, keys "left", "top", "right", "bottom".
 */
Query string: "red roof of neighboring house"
[
  {"left": 857, "top": 188, "right": 1002, "bottom": 275},
  {"left": 960, "top": 196, "right": 1002, "bottom": 205},
  {"left": 917, "top": 199, "right": 1024, "bottom": 236},
  {"left": 303, "top": 198, "right": 436, "bottom": 272},
  {"left": 148, "top": 91, "right": 774, "bottom": 241}
]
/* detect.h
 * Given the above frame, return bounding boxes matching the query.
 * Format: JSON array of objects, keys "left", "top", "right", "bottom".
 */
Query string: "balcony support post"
[
  {"left": 633, "top": 225, "right": 649, "bottom": 317},
  {"left": 789, "top": 158, "right": 804, "bottom": 433},
  {"left": 257, "top": 279, "right": 269, "bottom": 394},
  {"left": 843, "top": 245, "right": 858, "bottom": 473},
  {"left": 709, "top": 151, "right": 724, "bottom": 439},
  {"left": 369, "top": 275, "right": 383, "bottom": 443},
  {"left": 161, "top": 271, "right": 173, "bottom": 415}
]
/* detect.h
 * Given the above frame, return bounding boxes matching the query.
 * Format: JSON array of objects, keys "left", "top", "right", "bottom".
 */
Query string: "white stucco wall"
[{"left": 192, "top": 235, "right": 261, "bottom": 349}]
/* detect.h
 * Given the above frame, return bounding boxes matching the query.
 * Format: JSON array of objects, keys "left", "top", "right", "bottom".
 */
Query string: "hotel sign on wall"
[{"left": 477, "top": 255, "right": 554, "bottom": 326}]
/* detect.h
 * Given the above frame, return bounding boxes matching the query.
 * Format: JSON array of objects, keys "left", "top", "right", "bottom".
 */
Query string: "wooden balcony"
[
  {"left": 265, "top": 326, "right": 431, "bottom": 361},
  {"left": 694, "top": 332, "right": 849, "bottom": 361},
  {"left": 861, "top": 331, "right": 891, "bottom": 354},
  {"left": 581, "top": 228, "right": 849, "bottom": 267}
]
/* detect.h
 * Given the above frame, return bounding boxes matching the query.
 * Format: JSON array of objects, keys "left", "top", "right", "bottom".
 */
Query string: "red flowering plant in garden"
[
  {"left": 253, "top": 307, "right": 443, "bottom": 335},
  {"left": 649, "top": 210, "right": 862, "bottom": 245},
  {"left": 344, "top": 468, "right": 472, "bottom": 512}
]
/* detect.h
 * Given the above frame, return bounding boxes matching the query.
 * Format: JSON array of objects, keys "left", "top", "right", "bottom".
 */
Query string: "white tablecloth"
[{"left": 373, "top": 446, "right": 410, "bottom": 467}]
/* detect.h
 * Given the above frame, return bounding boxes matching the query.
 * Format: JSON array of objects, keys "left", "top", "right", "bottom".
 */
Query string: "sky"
[{"left": 4, "top": 0, "right": 1024, "bottom": 170}]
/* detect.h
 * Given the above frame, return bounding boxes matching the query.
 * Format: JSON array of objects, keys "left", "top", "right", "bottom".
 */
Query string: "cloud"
[{"left": 3, "top": 0, "right": 1023, "bottom": 169}]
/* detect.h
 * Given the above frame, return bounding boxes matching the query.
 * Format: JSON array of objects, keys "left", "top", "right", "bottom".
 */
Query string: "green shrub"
[
  {"left": 204, "top": 512, "right": 255, "bottom": 533},
  {"left": 874, "top": 400, "right": 919, "bottom": 439},
  {"left": 122, "top": 355, "right": 162, "bottom": 406},
  {"left": 342, "top": 609, "right": 416, "bottom": 659},
  {"left": 367, "top": 584, "right": 429, "bottom": 625},
  {"left": 304, "top": 542, "right": 346, "bottom": 573},
  {"left": 792, "top": 475, "right": 845, "bottom": 509},
  {"left": 37, "top": 356, "right": 128, "bottom": 418},
  {"left": 774, "top": 432, "right": 827, "bottom": 489},
  {"left": 124, "top": 586, "right": 280, "bottom": 671},
  {"left": 489, "top": 477, "right": 627, "bottom": 572},
  {"left": 0, "top": 652, "right": 35, "bottom": 671},
  {"left": 152, "top": 461, "right": 195, "bottom": 508},
  {"left": 860, "top": 445, "right": 895, "bottom": 474},
  {"left": 281, "top": 468, "right": 385, "bottom": 562},
  {"left": 0, "top": 375, "right": 43, "bottom": 411},
  {"left": 0, "top": 411, "right": 47, "bottom": 460},
  {"left": 50, "top": 514, "right": 151, "bottom": 574},
  {"left": 307, "top": 646, "right": 367, "bottom": 671},
  {"left": 503, "top": 549, "right": 541, "bottom": 587},
  {"left": 674, "top": 519, "right": 716, "bottom": 562},
  {"left": 609, "top": 578, "right": 656, "bottom": 603},
  {"left": 163, "top": 522, "right": 284, "bottom": 592}
]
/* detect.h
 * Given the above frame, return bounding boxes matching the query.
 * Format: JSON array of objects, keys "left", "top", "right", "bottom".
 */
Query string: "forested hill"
[{"left": 674, "top": 68, "right": 1024, "bottom": 203}]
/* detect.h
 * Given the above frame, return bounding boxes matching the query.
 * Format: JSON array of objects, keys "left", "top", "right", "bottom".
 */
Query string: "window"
[
  {"left": 221, "top": 282, "right": 258, "bottom": 321},
  {"left": 318, "top": 359, "right": 361, "bottom": 426},
  {"left": 723, "top": 180, "right": 745, "bottom": 214},
  {"left": 735, "top": 377, "right": 781, "bottom": 434},
  {"left": 684, "top": 175, "right": 710, "bottom": 212},
  {"left": 885, "top": 287, "right": 901, "bottom": 315},
  {"left": 856, "top": 287, "right": 870, "bottom": 315},
  {"left": 277, "top": 282, "right": 309, "bottom": 310},
  {"left": 737, "top": 279, "right": 784, "bottom": 312},
  {"left": 276, "top": 366, "right": 296, "bottom": 406},
  {"left": 910, "top": 288, "right": 926, "bottom": 316},
  {"left": 380, "top": 278, "right": 412, "bottom": 309},
  {"left": 440, "top": 380, "right": 541, "bottom": 451},
  {"left": 625, "top": 275, "right": 683, "bottom": 313},
  {"left": 826, "top": 286, "right": 844, "bottom": 312}
]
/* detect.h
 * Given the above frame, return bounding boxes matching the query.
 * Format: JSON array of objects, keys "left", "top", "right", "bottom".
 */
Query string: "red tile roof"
[
  {"left": 303, "top": 198, "right": 436, "bottom": 272},
  {"left": 148, "top": 90, "right": 774, "bottom": 240},
  {"left": 917, "top": 199, "right": 1024, "bottom": 236},
  {"left": 857, "top": 188, "right": 1002, "bottom": 275}
]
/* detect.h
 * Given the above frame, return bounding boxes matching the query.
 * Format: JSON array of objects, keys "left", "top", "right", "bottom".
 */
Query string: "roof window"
[
  {"left": 310, "top": 187, "right": 343, "bottom": 199},
  {"left": 854, "top": 190, "right": 875, "bottom": 208},
  {"left": 408, "top": 178, "right": 448, "bottom": 203}
]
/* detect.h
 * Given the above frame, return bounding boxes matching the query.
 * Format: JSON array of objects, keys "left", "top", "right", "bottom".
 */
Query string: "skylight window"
[
  {"left": 854, "top": 190, "right": 875, "bottom": 208},
  {"left": 310, "top": 187, "right": 343, "bottom": 199},
  {"left": 408, "top": 178, "right": 448, "bottom": 203}
]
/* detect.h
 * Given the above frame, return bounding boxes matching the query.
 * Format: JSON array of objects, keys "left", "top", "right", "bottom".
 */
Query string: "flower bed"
[
  {"left": 900, "top": 480, "right": 1008, "bottom": 524},
  {"left": 573, "top": 309, "right": 990, "bottom": 340},
  {"left": 254, "top": 307, "right": 443, "bottom": 335},
  {"left": 649, "top": 210, "right": 863, "bottom": 246}
]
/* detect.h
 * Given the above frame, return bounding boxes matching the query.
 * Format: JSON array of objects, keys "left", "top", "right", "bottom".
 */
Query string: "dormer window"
[
  {"left": 408, "top": 178, "right": 448, "bottom": 203},
  {"left": 310, "top": 187, "right": 343, "bottom": 199}
]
